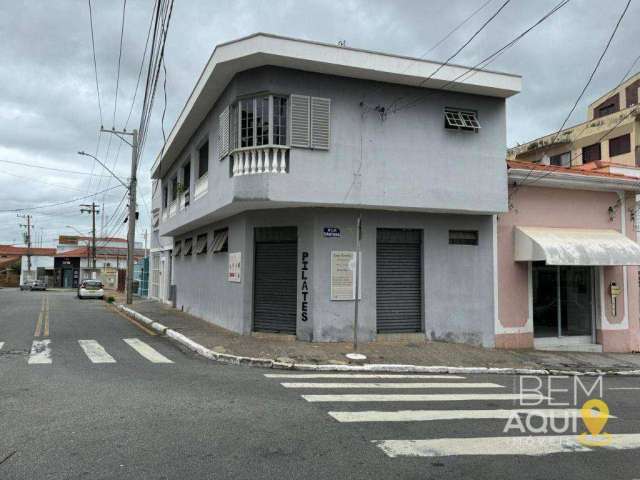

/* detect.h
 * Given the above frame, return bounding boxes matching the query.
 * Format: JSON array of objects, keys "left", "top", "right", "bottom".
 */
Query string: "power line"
[
  {"left": 548, "top": 0, "right": 632, "bottom": 145},
  {"left": 112, "top": 0, "right": 128, "bottom": 128},
  {"left": 0, "top": 185, "right": 124, "bottom": 213},
  {"left": 423, "top": 0, "right": 496, "bottom": 58},
  {"left": 0, "top": 159, "right": 112, "bottom": 177},
  {"left": 0, "top": 171, "right": 86, "bottom": 193},
  {"left": 392, "top": 0, "right": 570, "bottom": 114},
  {"left": 388, "top": 0, "right": 511, "bottom": 111},
  {"left": 87, "top": 0, "right": 103, "bottom": 127}
]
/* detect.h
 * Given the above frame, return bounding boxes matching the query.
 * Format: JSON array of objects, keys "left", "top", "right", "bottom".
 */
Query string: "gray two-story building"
[{"left": 149, "top": 33, "right": 521, "bottom": 346}]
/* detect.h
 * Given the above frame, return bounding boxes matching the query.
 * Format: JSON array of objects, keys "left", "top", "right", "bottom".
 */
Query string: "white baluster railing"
[{"left": 231, "top": 146, "right": 289, "bottom": 177}]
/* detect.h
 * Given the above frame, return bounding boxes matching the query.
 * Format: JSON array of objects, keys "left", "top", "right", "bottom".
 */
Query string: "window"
[
  {"left": 173, "top": 241, "right": 182, "bottom": 257},
  {"left": 549, "top": 151, "right": 571, "bottom": 167},
  {"left": 582, "top": 143, "right": 601, "bottom": 163},
  {"left": 211, "top": 228, "right": 228, "bottom": 253},
  {"left": 449, "top": 230, "right": 479, "bottom": 246},
  {"left": 609, "top": 134, "right": 631, "bottom": 157},
  {"left": 162, "top": 185, "right": 168, "bottom": 208},
  {"left": 594, "top": 94, "right": 619, "bottom": 118},
  {"left": 444, "top": 109, "right": 481, "bottom": 132},
  {"left": 231, "top": 95, "right": 289, "bottom": 149},
  {"left": 240, "top": 98, "right": 254, "bottom": 147},
  {"left": 171, "top": 176, "right": 178, "bottom": 201},
  {"left": 198, "top": 142, "right": 209, "bottom": 178},
  {"left": 273, "top": 96, "right": 288, "bottom": 145},
  {"left": 183, "top": 238, "right": 193, "bottom": 256},
  {"left": 182, "top": 162, "right": 190, "bottom": 191},
  {"left": 196, "top": 233, "right": 208, "bottom": 255}
]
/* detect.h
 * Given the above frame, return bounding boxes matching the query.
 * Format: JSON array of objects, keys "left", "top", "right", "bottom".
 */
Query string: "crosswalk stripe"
[
  {"left": 301, "top": 393, "right": 546, "bottom": 402},
  {"left": 283, "top": 382, "right": 503, "bottom": 389},
  {"left": 78, "top": 340, "right": 116, "bottom": 364},
  {"left": 374, "top": 434, "right": 640, "bottom": 457},
  {"left": 328, "top": 408, "right": 609, "bottom": 423},
  {"left": 265, "top": 374, "right": 465, "bottom": 379},
  {"left": 28, "top": 340, "right": 52, "bottom": 364},
  {"left": 123, "top": 338, "right": 173, "bottom": 364},
  {"left": 0, "top": 342, "right": 4, "bottom": 351}
]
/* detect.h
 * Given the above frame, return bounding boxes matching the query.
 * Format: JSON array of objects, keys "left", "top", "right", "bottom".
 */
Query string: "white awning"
[{"left": 514, "top": 226, "right": 640, "bottom": 266}]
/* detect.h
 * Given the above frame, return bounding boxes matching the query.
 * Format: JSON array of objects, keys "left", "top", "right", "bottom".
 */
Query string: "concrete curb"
[{"left": 116, "top": 304, "right": 640, "bottom": 376}]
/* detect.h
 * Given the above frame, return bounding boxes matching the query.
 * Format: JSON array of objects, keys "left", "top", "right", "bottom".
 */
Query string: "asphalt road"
[{"left": 2, "top": 289, "right": 640, "bottom": 479}]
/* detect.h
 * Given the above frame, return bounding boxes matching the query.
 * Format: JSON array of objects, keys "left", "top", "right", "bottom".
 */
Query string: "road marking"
[
  {"left": 0, "top": 342, "right": 4, "bottom": 351},
  {"left": 374, "top": 434, "right": 640, "bottom": 457},
  {"left": 265, "top": 374, "right": 465, "bottom": 379},
  {"left": 78, "top": 340, "right": 116, "bottom": 364},
  {"left": 28, "top": 339, "right": 52, "bottom": 364},
  {"left": 328, "top": 408, "right": 612, "bottom": 423},
  {"left": 283, "top": 382, "right": 503, "bottom": 389},
  {"left": 301, "top": 393, "right": 546, "bottom": 403},
  {"left": 608, "top": 387, "right": 640, "bottom": 390},
  {"left": 43, "top": 295, "right": 49, "bottom": 337},
  {"left": 123, "top": 338, "right": 173, "bottom": 363}
]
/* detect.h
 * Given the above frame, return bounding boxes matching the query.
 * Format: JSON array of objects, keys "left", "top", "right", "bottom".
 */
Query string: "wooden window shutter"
[
  {"left": 290, "top": 94, "right": 310, "bottom": 148},
  {"left": 310, "top": 97, "right": 330, "bottom": 150},
  {"left": 218, "top": 106, "right": 230, "bottom": 158}
]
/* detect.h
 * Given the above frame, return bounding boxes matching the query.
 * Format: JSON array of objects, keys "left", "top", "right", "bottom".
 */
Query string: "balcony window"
[
  {"left": 182, "top": 162, "right": 191, "bottom": 207},
  {"left": 162, "top": 185, "right": 168, "bottom": 208},
  {"left": 233, "top": 95, "right": 288, "bottom": 150},
  {"left": 171, "top": 176, "right": 178, "bottom": 201},
  {"left": 198, "top": 142, "right": 209, "bottom": 178}
]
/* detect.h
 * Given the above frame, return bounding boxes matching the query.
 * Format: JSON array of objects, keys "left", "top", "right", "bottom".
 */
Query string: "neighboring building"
[
  {"left": 134, "top": 257, "right": 149, "bottom": 297},
  {"left": 0, "top": 245, "right": 56, "bottom": 285},
  {"left": 498, "top": 161, "right": 640, "bottom": 352},
  {"left": 150, "top": 33, "right": 521, "bottom": 345},
  {"left": 149, "top": 188, "right": 173, "bottom": 304},
  {"left": 508, "top": 72, "right": 640, "bottom": 168}
]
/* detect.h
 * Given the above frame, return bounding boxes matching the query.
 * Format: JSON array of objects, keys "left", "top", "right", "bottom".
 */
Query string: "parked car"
[
  {"left": 20, "top": 280, "right": 46, "bottom": 291},
  {"left": 77, "top": 280, "right": 104, "bottom": 300}
]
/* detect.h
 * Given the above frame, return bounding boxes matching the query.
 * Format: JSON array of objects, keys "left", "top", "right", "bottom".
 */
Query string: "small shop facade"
[
  {"left": 497, "top": 161, "right": 640, "bottom": 352},
  {"left": 170, "top": 207, "right": 496, "bottom": 345}
]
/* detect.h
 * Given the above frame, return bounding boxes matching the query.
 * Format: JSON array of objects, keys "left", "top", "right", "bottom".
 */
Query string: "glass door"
[{"left": 532, "top": 263, "right": 594, "bottom": 338}]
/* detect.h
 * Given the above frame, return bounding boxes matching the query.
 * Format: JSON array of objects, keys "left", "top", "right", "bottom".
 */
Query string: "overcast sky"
[{"left": 0, "top": 0, "right": 637, "bottom": 246}]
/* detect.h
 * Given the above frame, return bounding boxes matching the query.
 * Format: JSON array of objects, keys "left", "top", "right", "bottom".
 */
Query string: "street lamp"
[{"left": 77, "top": 151, "right": 129, "bottom": 189}]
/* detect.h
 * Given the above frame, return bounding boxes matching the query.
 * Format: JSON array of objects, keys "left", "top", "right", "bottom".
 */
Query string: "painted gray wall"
[
  {"left": 170, "top": 207, "right": 495, "bottom": 347},
  {"left": 158, "top": 66, "right": 508, "bottom": 237}
]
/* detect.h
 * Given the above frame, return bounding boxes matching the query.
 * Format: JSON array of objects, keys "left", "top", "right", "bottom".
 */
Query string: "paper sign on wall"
[
  {"left": 228, "top": 252, "right": 241, "bottom": 283},
  {"left": 330, "top": 251, "right": 362, "bottom": 301}
]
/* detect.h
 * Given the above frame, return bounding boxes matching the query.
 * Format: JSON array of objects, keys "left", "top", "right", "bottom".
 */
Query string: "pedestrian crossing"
[
  {"left": 265, "top": 372, "right": 637, "bottom": 458},
  {"left": 0, "top": 338, "right": 174, "bottom": 366}
]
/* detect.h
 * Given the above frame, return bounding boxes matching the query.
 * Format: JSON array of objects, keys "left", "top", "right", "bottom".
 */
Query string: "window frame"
[
  {"left": 231, "top": 94, "right": 289, "bottom": 151},
  {"left": 198, "top": 141, "right": 209, "bottom": 178},
  {"left": 609, "top": 134, "right": 631, "bottom": 157},
  {"left": 196, "top": 233, "right": 208, "bottom": 255},
  {"left": 171, "top": 176, "right": 178, "bottom": 202},
  {"left": 549, "top": 151, "right": 571, "bottom": 167},
  {"left": 183, "top": 238, "right": 193, "bottom": 256},
  {"left": 582, "top": 143, "right": 602, "bottom": 163},
  {"left": 444, "top": 108, "right": 481, "bottom": 132},
  {"left": 211, "top": 228, "right": 229, "bottom": 253}
]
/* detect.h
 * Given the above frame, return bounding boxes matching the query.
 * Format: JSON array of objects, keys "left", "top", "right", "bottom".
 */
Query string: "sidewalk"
[{"left": 115, "top": 296, "right": 640, "bottom": 374}]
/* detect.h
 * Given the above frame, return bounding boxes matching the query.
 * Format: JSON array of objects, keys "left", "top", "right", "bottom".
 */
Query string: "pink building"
[{"left": 497, "top": 161, "right": 640, "bottom": 352}]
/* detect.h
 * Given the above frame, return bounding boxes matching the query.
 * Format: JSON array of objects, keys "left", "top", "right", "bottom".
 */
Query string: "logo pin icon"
[{"left": 579, "top": 399, "right": 612, "bottom": 446}]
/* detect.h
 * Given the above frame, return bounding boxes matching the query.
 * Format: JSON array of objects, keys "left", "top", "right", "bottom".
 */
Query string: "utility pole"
[
  {"left": 80, "top": 203, "right": 100, "bottom": 269},
  {"left": 18, "top": 214, "right": 33, "bottom": 280},
  {"left": 353, "top": 214, "right": 361, "bottom": 351},
  {"left": 99, "top": 128, "right": 138, "bottom": 305}
]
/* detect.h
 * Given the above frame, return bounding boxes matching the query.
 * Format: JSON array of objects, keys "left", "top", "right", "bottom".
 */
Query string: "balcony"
[
  {"left": 194, "top": 174, "right": 208, "bottom": 200},
  {"left": 179, "top": 190, "right": 190, "bottom": 210},
  {"left": 231, "top": 146, "right": 289, "bottom": 176},
  {"left": 168, "top": 200, "right": 177, "bottom": 218}
]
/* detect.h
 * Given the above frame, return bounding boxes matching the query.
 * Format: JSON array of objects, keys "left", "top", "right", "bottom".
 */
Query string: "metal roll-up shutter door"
[
  {"left": 376, "top": 229, "right": 422, "bottom": 333},
  {"left": 253, "top": 227, "right": 298, "bottom": 334}
]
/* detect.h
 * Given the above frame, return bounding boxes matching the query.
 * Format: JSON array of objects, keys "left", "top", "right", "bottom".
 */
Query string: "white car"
[{"left": 78, "top": 280, "right": 104, "bottom": 300}]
